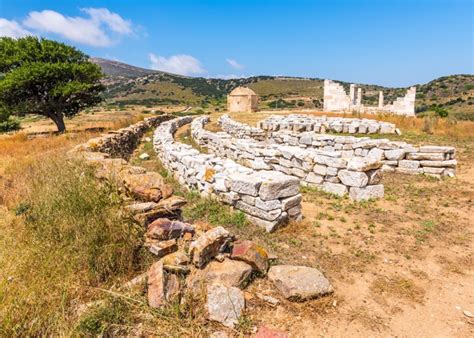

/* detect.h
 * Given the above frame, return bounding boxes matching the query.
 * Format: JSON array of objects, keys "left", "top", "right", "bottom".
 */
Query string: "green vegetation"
[
  {"left": 0, "top": 37, "right": 104, "bottom": 132},
  {"left": 0, "top": 110, "right": 20, "bottom": 132},
  {"left": 0, "top": 157, "right": 144, "bottom": 335}
]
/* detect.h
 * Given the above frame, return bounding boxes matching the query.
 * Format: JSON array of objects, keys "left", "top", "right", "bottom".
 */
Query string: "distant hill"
[
  {"left": 90, "top": 57, "right": 159, "bottom": 78},
  {"left": 92, "top": 58, "right": 474, "bottom": 119}
]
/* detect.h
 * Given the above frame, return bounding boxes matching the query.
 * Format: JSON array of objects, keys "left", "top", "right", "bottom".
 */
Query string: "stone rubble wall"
[
  {"left": 68, "top": 114, "right": 186, "bottom": 223},
  {"left": 72, "top": 115, "right": 174, "bottom": 159},
  {"left": 192, "top": 116, "right": 385, "bottom": 201},
  {"left": 152, "top": 116, "right": 302, "bottom": 232},
  {"left": 218, "top": 114, "right": 266, "bottom": 140},
  {"left": 258, "top": 114, "right": 398, "bottom": 135},
  {"left": 266, "top": 130, "right": 457, "bottom": 177}
]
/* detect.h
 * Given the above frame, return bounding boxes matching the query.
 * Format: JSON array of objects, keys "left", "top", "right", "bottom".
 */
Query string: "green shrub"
[{"left": 0, "top": 116, "right": 21, "bottom": 132}]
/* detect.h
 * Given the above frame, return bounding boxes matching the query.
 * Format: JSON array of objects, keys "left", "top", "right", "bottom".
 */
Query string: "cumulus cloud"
[
  {"left": 149, "top": 53, "right": 205, "bottom": 76},
  {"left": 226, "top": 58, "right": 244, "bottom": 69},
  {"left": 0, "top": 18, "right": 33, "bottom": 38},
  {"left": 22, "top": 8, "right": 133, "bottom": 47}
]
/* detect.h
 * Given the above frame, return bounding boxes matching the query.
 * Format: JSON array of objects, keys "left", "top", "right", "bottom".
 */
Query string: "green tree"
[{"left": 0, "top": 37, "right": 104, "bottom": 133}]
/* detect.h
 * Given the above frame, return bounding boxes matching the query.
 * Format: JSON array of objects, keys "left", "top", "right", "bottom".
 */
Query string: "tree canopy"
[{"left": 0, "top": 37, "right": 104, "bottom": 132}]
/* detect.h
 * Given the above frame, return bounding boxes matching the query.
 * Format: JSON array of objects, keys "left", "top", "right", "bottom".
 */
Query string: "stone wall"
[
  {"left": 266, "top": 130, "right": 457, "bottom": 178},
  {"left": 323, "top": 80, "right": 351, "bottom": 112},
  {"left": 72, "top": 115, "right": 174, "bottom": 159},
  {"left": 258, "top": 114, "right": 399, "bottom": 134},
  {"left": 152, "top": 116, "right": 302, "bottom": 232},
  {"left": 68, "top": 114, "right": 186, "bottom": 224},
  {"left": 218, "top": 114, "right": 266, "bottom": 140},
  {"left": 192, "top": 116, "right": 385, "bottom": 201}
]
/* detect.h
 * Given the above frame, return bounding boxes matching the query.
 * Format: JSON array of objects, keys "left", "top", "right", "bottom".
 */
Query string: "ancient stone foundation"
[
  {"left": 258, "top": 114, "right": 399, "bottom": 134},
  {"left": 266, "top": 130, "right": 457, "bottom": 178},
  {"left": 152, "top": 116, "right": 302, "bottom": 232},
  {"left": 192, "top": 116, "right": 385, "bottom": 201},
  {"left": 218, "top": 114, "right": 266, "bottom": 140}
]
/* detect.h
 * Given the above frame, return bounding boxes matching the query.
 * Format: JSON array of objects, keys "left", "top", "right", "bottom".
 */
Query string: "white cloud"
[
  {"left": 81, "top": 8, "right": 133, "bottom": 35},
  {"left": 0, "top": 18, "right": 33, "bottom": 38},
  {"left": 226, "top": 58, "right": 244, "bottom": 70},
  {"left": 149, "top": 53, "right": 205, "bottom": 76},
  {"left": 22, "top": 8, "right": 134, "bottom": 47}
]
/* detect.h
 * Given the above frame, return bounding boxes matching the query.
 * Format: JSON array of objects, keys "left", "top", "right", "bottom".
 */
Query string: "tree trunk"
[{"left": 50, "top": 112, "right": 66, "bottom": 133}]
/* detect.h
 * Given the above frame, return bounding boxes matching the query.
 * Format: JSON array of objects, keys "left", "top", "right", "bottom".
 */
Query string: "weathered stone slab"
[
  {"left": 258, "top": 172, "right": 299, "bottom": 201},
  {"left": 399, "top": 160, "right": 420, "bottom": 169},
  {"left": 147, "top": 218, "right": 195, "bottom": 240},
  {"left": 207, "top": 284, "right": 245, "bottom": 328},
  {"left": 246, "top": 212, "right": 288, "bottom": 233},
  {"left": 322, "top": 182, "right": 348, "bottom": 196},
  {"left": 147, "top": 261, "right": 165, "bottom": 308},
  {"left": 347, "top": 157, "right": 381, "bottom": 171},
  {"left": 236, "top": 201, "right": 282, "bottom": 221},
  {"left": 149, "top": 239, "right": 178, "bottom": 258},
  {"left": 268, "top": 265, "right": 333, "bottom": 300},
  {"left": 229, "top": 173, "right": 261, "bottom": 196},
  {"left": 419, "top": 160, "right": 457, "bottom": 168}
]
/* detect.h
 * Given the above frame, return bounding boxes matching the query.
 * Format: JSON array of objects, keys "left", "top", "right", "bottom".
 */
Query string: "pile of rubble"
[
  {"left": 153, "top": 116, "right": 302, "bottom": 232},
  {"left": 218, "top": 114, "right": 266, "bottom": 140},
  {"left": 258, "top": 114, "right": 399, "bottom": 135},
  {"left": 143, "top": 219, "right": 333, "bottom": 329},
  {"left": 193, "top": 116, "right": 385, "bottom": 201},
  {"left": 268, "top": 130, "right": 457, "bottom": 177}
]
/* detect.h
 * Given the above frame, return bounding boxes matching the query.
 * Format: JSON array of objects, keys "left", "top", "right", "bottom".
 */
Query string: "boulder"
[
  {"left": 207, "top": 284, "right": 245, "bottom": 328},
  {"left": 231, "top": 240, "right": 269, "bottom": 274},
  {"left": 189, "top": 226, "right": 234, "bottom": 268},
  {"left": 268, "top": 265, "right": 333, "bottom": 300},
  {"left": 187, "top": 258, "right": 252, "bottom": 291}
]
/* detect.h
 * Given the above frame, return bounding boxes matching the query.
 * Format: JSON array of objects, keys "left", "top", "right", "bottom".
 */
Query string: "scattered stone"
[
  {"left": 268, "top": 265, "right": 333, "bottom": 300},
  {"left": 123, "top": 172, "right": 173, "bottom": 202},
  {"left": 147, "top": 218, "right": 195, "bottom": 240},
  {"left": 162, "top": 250, "right": 189, "bottom": 267},
  {"left": 231, "top": 240, "right": 269, "bottom": 274},
  {"left": 464, "top": 310, "right": 473, "bottom": 318},
  {"left": 207, "top": 284, "right": 245, "bottom": 329},
  {"left": 187, "top": 258, "right": 252, "bottom": 291},
  {"left": 147, "top": 261, "right": 166, "bottom": 308},
  {"left": 125, "top": 201, "right": 158, "bottom": 214},
  {"left": 139, "top": 152, "right": 150, "bottom": 160},
  {"left": 149, "top": 239, "right": 178, "bottom": 258},
  {"left": 256, "top": 293, "right": 279, "bottom": 306},
  {"left": 189, "top": 226, "right": 234, "bottom": 268},
  {"left": 349, "top": 185, "right": 384, "bottom": 201}
]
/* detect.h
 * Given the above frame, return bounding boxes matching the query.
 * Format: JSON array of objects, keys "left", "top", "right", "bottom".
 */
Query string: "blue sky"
[{"left": 0, "top": 0, "right": 472, "bottom": 86}]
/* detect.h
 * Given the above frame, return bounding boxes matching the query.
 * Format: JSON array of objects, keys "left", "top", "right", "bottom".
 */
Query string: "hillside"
[{"left": 93, "top": 59, "right": 474, "bottom": 118}]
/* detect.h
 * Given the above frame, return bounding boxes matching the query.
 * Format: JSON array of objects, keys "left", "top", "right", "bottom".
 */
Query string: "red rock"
[
  {"left": 189, "top": 226, "right": 234, "bottom": 268},
  {"left": 165, "top": 273, "right": 180, "bottom": 302},
  {"left": 147, "top": 261, "right": 165, "bottom": 308},
  {"left": 254, "top": 325, "right": 288, "bottom": 338},
  {"left": 149, "top": 239, "right": 178, "bottom": 258},
  {"left": 231, "top": 240, "right": 269, "bottom": 274},
  {"left": 147, "top": 218, "right": 195, "bottom": 240}
]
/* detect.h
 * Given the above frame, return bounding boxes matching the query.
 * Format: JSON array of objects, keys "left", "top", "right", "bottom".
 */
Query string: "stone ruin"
[
  {"left": 218, "top": 114, "right": 266, "bottom": 140},
  {"left": 152, "top": 116, "right": 302, "bottom": 232},
  {"left": 220, "top": 114, "right": 457, "bottom": 176},
  {"left": 68, "top": 116, "right": 333, "bottom": 332},
  {"left": 258, "top": 114, "right": 400, "bottom": 134},
  {"left": 324, "top": 79, "right": 416, "bottom": 116},
  {"left": 193, "top": 116, "right": 385, "bottom": 201}
]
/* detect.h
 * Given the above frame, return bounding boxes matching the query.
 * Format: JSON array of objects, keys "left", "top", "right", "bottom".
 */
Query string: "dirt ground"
[{"left": 200, "top": 111, "right": 474, "bottom": 336}]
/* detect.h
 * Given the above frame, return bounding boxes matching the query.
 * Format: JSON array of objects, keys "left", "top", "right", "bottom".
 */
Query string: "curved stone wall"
[
  {"left": 152, "top": 116, "right": 302, "bottom": 232},
  {"left": 192, "top": 116, "right": 384, "bottom": 201},
  {"left": 267, "top": 130, "right": 456, "bottom": 177},
  {"left": 258, "top": 114, "right": 398, "bottom": 134},
  {"left": 218, "top": 114, "right": 265, "bottom": 140}
]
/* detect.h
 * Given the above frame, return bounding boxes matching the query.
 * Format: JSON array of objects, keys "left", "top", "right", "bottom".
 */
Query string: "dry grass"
[{"left": 371, "top": 276, "right": 425, "bottom": 303}]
